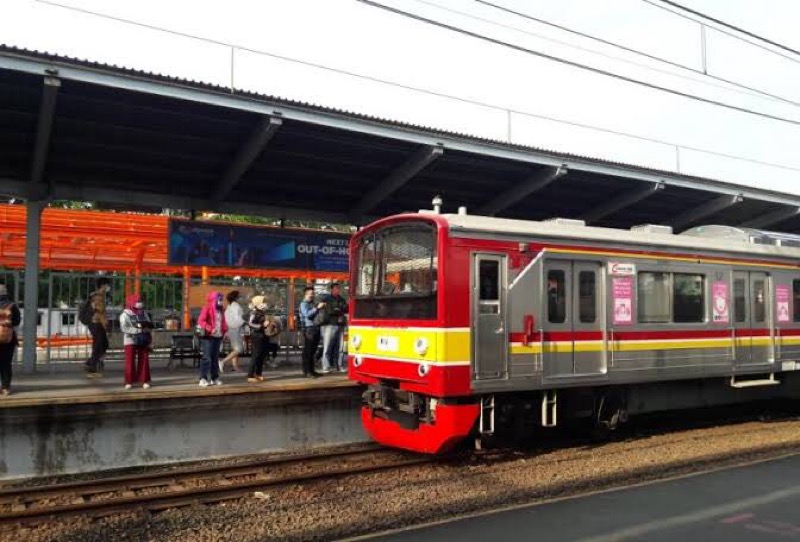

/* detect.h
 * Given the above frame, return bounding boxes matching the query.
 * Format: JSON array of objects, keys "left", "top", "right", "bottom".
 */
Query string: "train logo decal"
[{"left": 609, "top": 262, "right": 636, "bottom": 276}]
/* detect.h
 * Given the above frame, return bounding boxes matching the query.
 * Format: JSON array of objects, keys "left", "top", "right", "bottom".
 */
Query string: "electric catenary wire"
[
  {"left": 358, "top": 0, "right": 800, "bottom": 129},
  {"left": 474, "top": 0, "right": 800, "bottom": 108}
]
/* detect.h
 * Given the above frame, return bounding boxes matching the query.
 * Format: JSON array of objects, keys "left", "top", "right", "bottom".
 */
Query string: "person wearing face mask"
[
  {"left": 119, "top": 294, "right": 153, "bottom": 390},
  {"left": 196, "top": 291, "right": 228, "bottom": 387},
  {"left": 299, "top": 287, "right": 324, "bottom": 378}
]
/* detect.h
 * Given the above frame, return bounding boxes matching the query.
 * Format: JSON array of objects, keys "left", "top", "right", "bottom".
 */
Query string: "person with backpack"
[
  {"left": 82, "top": 278, "right": 111, "bottom": 378},
  {"left": 196, "top": 291, "right": 227, "bottom": 387},
  {"left": 0, "top": 284, "right": 21, "bottom": 396},
  {"left": 119, "top": 294, "right": 153, "bottom": 390},
  {"left": 246, "top": 296, "right": 268, "bottom": 383}
]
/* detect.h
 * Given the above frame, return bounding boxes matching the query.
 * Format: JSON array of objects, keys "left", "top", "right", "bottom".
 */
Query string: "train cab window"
[
  {"left": 637, "top": 272, "right": 670, "bottom": 323},
  {"left": 578, "top": 271, "right": 596, "bottom": 323},
  {"left": 547, "top": 270, "right": 566, "bottom": 324},
  {"left": 734, "top": 278, "right": 746, "bottom": 323},
  {"left": 794, "top": 280, "right": 800, "bottom": 322},
  {"left": 753, "top": 280, "right": 766, "bottom": 323},
  {"left": 673, "top": 273, "right": 705, "bottom": 323},
  {"left": 478, "top": 260, "right": 500, "bottom": 314}
]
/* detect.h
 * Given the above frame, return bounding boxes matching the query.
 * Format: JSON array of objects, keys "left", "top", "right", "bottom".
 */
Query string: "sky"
[{"left": 1, "top": 0, "right": 799, "bottom": 195}]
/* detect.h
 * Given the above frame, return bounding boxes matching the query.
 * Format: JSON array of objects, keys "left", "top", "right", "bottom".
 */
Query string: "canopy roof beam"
[
  {"left": 351, "top": 144, "right": 443, "bottom": 221},
  {"left": 738, "top": 206, "right": 800, "bottom": 229},
  {"left": 211, "top": 115, "right": 282, "bottom": 202},
  {"left": 30, "top": 76, "right": 60, "bottom": 190},
  {"left": 478, "top": 165, "right": 567, "bottom": 216},
  {"left": 670, "top": 193, "right": 744, "bottom": 231},
  {"left": 582, "top": 181, "right": 665, "bottom": 224}
]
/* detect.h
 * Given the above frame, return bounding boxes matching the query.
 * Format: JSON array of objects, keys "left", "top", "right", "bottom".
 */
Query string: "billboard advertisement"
[{"left": 168, "top": 219, "right": 350, "bottom": 272}]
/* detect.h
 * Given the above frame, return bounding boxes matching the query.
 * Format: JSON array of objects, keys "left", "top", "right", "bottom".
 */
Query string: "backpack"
[
  {"left": 0, "top": 305, "right": 14, "bottom": 345},
  {"left": 78, "top": 296, "right": 94, "bottom": 326}
]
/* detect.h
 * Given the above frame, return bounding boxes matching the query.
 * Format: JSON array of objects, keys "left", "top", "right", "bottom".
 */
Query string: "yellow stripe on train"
[{"left": 350, "top": 326, "right": 791, "bottom": 360}]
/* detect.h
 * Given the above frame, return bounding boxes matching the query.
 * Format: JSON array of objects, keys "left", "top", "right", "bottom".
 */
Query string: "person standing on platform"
[
  {"left": 119, "top": 294, "right": 153, "bottom": 390},
  {"left": 264, "top": 312, "right": 282, "bottom": 368},
  {"left": 85, "top": 277, "right": 111, "bottom": 378},
  {"left": 299, "top": 287, "right": 323, "bottom": 378},
  {"left": 0, "top": 284, "right": 21, "bottom": 396},
  {"left": 246, "top": 295, "right": 268, "bottom": 383},
  {"left": 220, "top": 290, "right": 244, "bottom": 373},
  {"left": 197, "top": 291, "right": 227, "bottom": 387},
  {"left": 320, "top": 283, "right": 348, "bottom": 373}
]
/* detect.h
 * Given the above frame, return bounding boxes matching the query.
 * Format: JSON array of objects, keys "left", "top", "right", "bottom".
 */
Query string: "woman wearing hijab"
[
  {"left": 197, "top": 291, "right": 228, "bottom": 387},
  {"left": 246, "top": 295, "right": 268, "bottom": 383},
  {"left": 119, "top": 294, "right": 153, "bottom": 390}
]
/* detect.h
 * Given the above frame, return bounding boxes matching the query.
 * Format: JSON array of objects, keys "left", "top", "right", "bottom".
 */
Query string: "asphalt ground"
[{"left": 357, "top": 452, "right": 800, "bottom": 542}]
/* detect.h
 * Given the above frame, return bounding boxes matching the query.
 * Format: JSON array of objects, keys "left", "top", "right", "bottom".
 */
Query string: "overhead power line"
[
  {"left": 359, "top": 0, "right": 800, "bottom": 128},
  {"left": 473, "top": 0, "right": 800, "bottom": 108},
  {"left": 654, "top": 0, "right": 800, "bottom": 58},
  {"left": 27, "top": 0, "right": 800, "bottom": 175},
  {"left": 641, "top": 0, "right": 800, "bottom": 66}
]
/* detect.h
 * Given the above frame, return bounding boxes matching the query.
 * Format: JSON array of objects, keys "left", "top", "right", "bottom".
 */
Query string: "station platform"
[
  {"left": 1, "top": 356, "right": 357, "bottom": 408},
  {"left": 0, "top": 357, "right": 365, "bottom": 481}
]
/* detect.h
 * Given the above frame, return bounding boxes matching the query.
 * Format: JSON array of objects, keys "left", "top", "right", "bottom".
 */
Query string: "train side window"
[
  {"left": 753, "top": 280, "right": 766, "bottom": 323},
  {"left": 673, "top": 273, "right": 705, "bottom": 323},
  {"left": 479, "top": 260, "right": 499, "bottom": 301},
  {"left": 547, "top": 270, "right": 566, "bottom": 324},
  {"left": 637, "top": 272, "right": 670, "bottom": 323},
  {"left": 578, "top": 271, "right": 596, "bottom": 323},
  {"left": 794, "top": 280, "right": 800, "bottom": 322},
  {"left": 734, "top": 279, "right": 746, "bottom": 323}
]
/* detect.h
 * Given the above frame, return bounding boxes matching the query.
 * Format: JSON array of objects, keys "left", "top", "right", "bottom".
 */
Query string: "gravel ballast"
[{"left": 10, "top": 412, "right": 800, "bottom": 542}]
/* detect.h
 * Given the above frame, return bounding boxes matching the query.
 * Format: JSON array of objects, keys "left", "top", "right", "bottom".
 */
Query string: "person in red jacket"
[{"left": 196, "top": 291, "right": 228, "bottom": 387}]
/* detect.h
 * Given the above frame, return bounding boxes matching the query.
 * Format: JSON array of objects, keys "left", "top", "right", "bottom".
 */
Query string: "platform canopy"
[{"left": 2, "top": 45, "right": 800, "bottom": 233}]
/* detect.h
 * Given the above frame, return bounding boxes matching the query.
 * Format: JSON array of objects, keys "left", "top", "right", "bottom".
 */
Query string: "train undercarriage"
[{"left": 362, "top": 374, "right": 800, "bottom": 454}]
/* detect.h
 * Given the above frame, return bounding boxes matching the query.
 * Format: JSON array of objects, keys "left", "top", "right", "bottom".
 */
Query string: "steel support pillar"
[
  {"left": 22, "top": 200, "right": 43, "bottom": 373},
  {"left": 478, "top": 165, "right": 567, "bottom": 216},
  {"left": 351, "top": 145, "right": 444, "bottom": 221},
  {"left": 212, "top": 115, "right": 282, "bottom": 202},
  {"left": 739, "top": 206, "right": 800, "bottom": 229},
  {"left": 670, "top": 194, "right": 744, "bottom": 232},
  {"left": 582, "top": 181, "right": 665, "bottom": 224}
]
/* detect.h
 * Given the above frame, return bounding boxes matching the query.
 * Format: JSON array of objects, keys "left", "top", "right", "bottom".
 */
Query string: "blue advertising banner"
[{"left": 168, "top": 219, "right": 350, "bottom": 272}]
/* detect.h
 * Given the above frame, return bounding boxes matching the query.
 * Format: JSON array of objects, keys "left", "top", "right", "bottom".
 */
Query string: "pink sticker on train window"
[
  {"left": 712, "top": 281, "right": 729, "bottom": 324},
  {"left": 776, "top": 284, "right": 790, "bottom": 323},
  {"left": 612, "top": 277, "right": 633, "bottom": 326}
]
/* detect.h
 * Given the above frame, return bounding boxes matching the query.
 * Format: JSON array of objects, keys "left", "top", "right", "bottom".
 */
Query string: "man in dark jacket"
[
  {"left": 0, "top": 284, "right": 21, "bottom": 396},
  {"left": 320, "top": 283, "right": 348, "bottom": 373}
]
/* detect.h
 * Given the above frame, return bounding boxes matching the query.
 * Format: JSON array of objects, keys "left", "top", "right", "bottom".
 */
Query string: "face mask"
[{"left": 134, "top": 302, "right": 144, "bottom": 310}]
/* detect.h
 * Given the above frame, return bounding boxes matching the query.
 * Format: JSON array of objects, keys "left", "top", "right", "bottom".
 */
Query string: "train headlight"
[
  {"left": 351, "top": 334, "right": 362, "bottom": 351},
  {"left": 414, "top": 337, "right": 429, "bottom": 356},
  {"left": 418, "top": 363, "right": 431, "bottom": 377},
  {"left": 353, "top": 354, "right": 363, "bottom": 368}
]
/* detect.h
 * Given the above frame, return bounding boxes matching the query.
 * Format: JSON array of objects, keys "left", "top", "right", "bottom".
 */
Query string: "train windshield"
[{"left": 354, "top": 223, "right": 438, "bottom": 319}]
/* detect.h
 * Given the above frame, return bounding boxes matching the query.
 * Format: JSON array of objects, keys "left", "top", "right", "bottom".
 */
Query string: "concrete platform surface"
[
  {"left": 0, "top": 356, "right": 356, "bottom": 408},
  {"left": 365, "top": 453, "right": 800, "bottom": 542}
]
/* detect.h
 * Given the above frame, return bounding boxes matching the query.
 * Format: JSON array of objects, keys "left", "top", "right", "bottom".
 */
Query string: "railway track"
[{"left": 0, "top": 445, "right": 433, "bottom": 529}]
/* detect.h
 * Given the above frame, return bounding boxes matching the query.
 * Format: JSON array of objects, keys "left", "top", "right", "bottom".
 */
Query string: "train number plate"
[{"left": 376, "top": 336, "right": 399, "bottom": 353}]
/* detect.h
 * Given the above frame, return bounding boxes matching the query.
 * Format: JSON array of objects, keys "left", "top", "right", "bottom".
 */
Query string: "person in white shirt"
[{"left": 220, "top": 290, "right": 244, "bottom": 373}]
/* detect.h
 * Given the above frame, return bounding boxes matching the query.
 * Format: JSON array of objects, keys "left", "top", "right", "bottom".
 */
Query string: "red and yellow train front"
[{"left": 347, "top": 215, "right": 479, "bottom": 453}]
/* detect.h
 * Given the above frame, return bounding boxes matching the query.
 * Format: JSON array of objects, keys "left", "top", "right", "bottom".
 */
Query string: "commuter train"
[{"left": 347, "top": 208, "right": 800, "bottom": 453}]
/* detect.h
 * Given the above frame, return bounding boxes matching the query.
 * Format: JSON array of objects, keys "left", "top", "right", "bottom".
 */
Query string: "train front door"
[
  {"left": 543, "top": 260, "right": 606, "bottom": 378},
  {"left": 473, "top": 254, "right": 508, "bottom": 380},
  {"left": 733, "top": 271, "right": 775, "bottom": 366}
]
